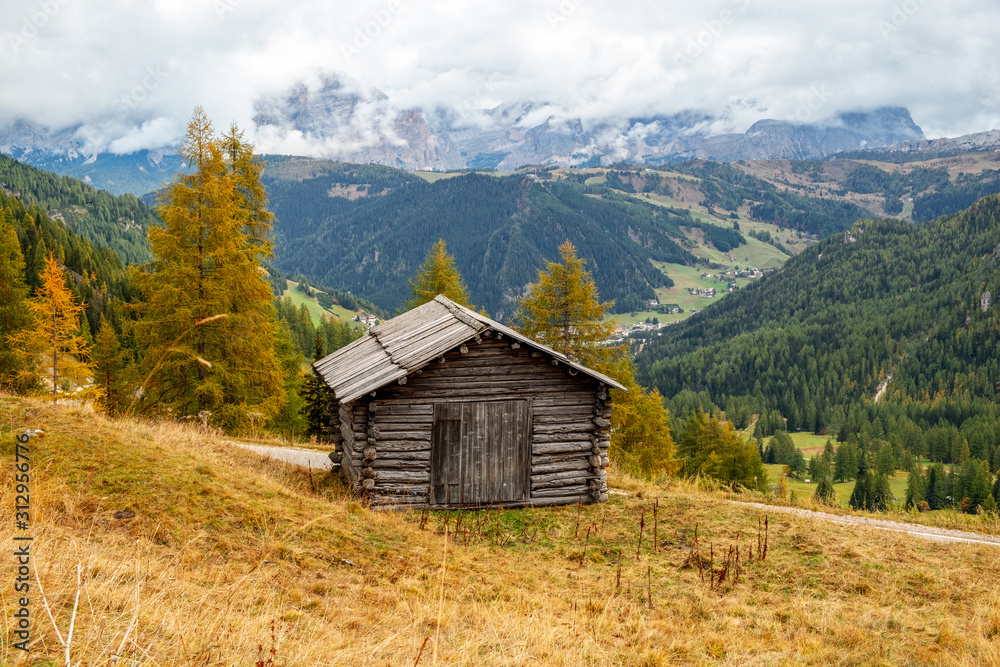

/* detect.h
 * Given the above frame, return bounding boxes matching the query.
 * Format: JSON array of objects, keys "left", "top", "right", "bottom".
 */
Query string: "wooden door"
[{"left": 431, "top": 399, "right": 531, "bottom": 505}]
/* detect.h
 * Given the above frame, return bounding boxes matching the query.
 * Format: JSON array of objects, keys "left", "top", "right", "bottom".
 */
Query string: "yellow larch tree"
[
  {"left": 10, "top": 252, "right": 93, "bottom": 398},
  {"left": 134, "top": 107, "right": 286, "bottom": 430},
  {"left": 515, "top": 240, "right": 676, "bottom": 477},
  {"left": 404, "top": 239, "right": 474, "bottom": 310}
]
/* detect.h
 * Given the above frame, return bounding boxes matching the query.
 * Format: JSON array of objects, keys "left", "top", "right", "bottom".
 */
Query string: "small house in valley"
[{"left": 313, "top": 295, "right": 625, "bottom": 510}]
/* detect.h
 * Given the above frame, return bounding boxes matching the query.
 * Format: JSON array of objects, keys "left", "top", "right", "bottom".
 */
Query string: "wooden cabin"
[{"left": 313, "top": 295, "right": 626, "bottom": 509}]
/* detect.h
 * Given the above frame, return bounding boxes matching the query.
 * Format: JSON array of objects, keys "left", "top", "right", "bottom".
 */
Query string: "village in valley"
[{"left": 612, "top": 265, "right": 776, "bottom": 339}]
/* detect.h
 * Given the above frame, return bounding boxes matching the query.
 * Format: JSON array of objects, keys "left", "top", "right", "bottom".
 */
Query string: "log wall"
[{"left": 331, "top": 333, "right": 612, "bottom": 509}]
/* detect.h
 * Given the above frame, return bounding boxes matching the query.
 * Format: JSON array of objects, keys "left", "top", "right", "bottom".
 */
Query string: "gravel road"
[
  {"left": 733, "top": 501, "right": 1000, "bottom": 547},
  {"left": 233, "top": 443, "right": 1000, "bottom": 548},
  {"left": 233, "top": 442, "right": 336, "bottom": 471}
]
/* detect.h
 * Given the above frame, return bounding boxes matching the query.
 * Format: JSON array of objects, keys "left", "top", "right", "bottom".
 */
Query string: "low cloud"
[{"left": 0, "top": 0, "right": 997, "bottom": 151}]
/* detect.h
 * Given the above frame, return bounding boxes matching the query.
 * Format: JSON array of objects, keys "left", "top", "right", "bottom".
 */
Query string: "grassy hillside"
[
  {"left": 282, "top": 280, "right": 366, "bottom": 328},
  {"left": 2, "top": 395, "right": 999, "bottom": 665}
]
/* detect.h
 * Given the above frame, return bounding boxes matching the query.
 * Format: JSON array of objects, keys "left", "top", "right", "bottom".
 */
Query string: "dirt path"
[
  {"left": 232, "top": 442, "right": 336, "bottom": 471},
  {"left": 733, "top": 501, "right": 1000, "bottom": 547},
  {"left": 230, "top": 443, "right": 1000, "bottom": 547}
]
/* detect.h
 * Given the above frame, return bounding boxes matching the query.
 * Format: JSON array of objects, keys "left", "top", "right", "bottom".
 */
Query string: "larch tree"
[
  {"left": 676, "top": 409, "right": 769, "bottom": 492},
  {"left": 9, "top": 253, "right": 93, "bottom": 398},
  {"left": 0, "top": 215, "right": 32, "bottom": 388},
  {"left": 404, "top": 239, "right": 473, "bottom": 310},
  {"left": 516, "top": 240, "right": 615, "bottom": 365},
  {"left": 514, "top": 240, "right": 676, "bottom": 477},
  {"left": 135, "top": 107, "right": 285, "bottom": 429}
]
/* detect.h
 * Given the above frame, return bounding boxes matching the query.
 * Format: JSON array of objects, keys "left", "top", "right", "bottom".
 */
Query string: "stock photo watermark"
[
  {"left": 3, "top": 0, "right": 74, "bottom": 53},
  {"left": 11, "top": 431, "right": 35, "bottom": 652},
  {"left": 461, "top": 77, "right": 507, "bottom": 114},
  {"left": 214, "top": 0, "right": 244, "bottom": 20},
  {"left": 673, "top": 0, "right": 752, "bottom": 69},
  {"left": 85, "top": 64, "right": 170, "bottom": 152},
  {"left": 877, "top": 0, "right": 927, "bottom": 39},
  {"left": 547, "top": 0, "right": 587, "bottom": 30},
  {"left": 787, "top": 85, "right": 834, "bottom": 123},
  {"left": 340, "top": 0, "right": 402, "bottom": 61}
]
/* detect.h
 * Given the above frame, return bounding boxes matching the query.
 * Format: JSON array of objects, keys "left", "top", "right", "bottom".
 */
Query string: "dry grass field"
[{"left": 2, "top": 394, "right": 999, "bottom": 666}]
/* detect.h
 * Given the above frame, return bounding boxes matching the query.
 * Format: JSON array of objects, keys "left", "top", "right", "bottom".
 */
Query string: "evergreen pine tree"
[
  {"left": 788, "top": 447, "right": 807, "bottom": 478},
  {"left": 404, "top": 239, "right": 473, "bottom": 310},
  {"left": 849, "top": 448, "right": 874, "bottom": 511},
  {"left": 808, "top": 454, "right": 830, "bottom": 482},
  {"left": 963, "top": 460, "right": 992, "bottom": 513},
  {"left": 266, "top": 322, "right": 307, "bottom": 437},
  {"left": 876, "top": 444, "right": 896, "bottom": 477},
  {"left": 92, "top": 316, "right": 129, "bottom": 414},
  {"left": 834, "top": 442, "right": 857, "bottom": 483},
  {"left": 982, "top": 493, "right": 997, "bottom": 515},
  {"left": 872, "top": 473, "right": 893, "bottom": 511},
  {"left": 785, "top": 403, "right": 799, "bottom": 432},
  {"left": 823, "top": 438, "right": 835, "bottom": 464},
  {"left": 134, "top": 108, "right": 285, "bottom": 428},
  {"left": 814, "top": 475, "right": 836, "bottom": 504},
  {"left": 905, "top": 462, "right": 926, "bottom": 508},
  {"left": 9, "top": 253, "right": 93, "bottom": 398},
  {"left": 301, "top": 333, "right": 331, "bottom": 440},
  {"left": 0, "top": 216, "right": 32, "bottom": 389},
  {"left": 926, "top": 463, "right": 947, "bottom": 510}
]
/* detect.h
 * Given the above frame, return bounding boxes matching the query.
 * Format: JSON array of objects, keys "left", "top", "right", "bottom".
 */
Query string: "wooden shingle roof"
[{"left": 313, "top": 295, "right": 626, "bottom": 403}]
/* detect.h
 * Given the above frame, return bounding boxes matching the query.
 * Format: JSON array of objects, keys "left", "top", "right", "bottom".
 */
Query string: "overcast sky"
[{"left": 2, "top": 0, "right": 998, "bottom": 153}]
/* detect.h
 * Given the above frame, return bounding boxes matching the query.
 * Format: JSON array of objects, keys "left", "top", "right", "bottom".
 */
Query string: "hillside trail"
[
  {"left": 732, "top": 501, "right": 1000, "bottom": 547},
  {"left": 230, "top": 441, "right": 336, "bottom": 471},
  {"left": 231, "top": 441, "right": 1000, "bottom": 548}
]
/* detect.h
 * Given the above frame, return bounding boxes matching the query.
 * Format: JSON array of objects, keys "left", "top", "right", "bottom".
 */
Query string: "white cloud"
[
  {"left": 108, "top": 117, "right": 180, "bottom": 154},
  {"left": 0, "top": 0, "right": 997, "bottom": 150}
]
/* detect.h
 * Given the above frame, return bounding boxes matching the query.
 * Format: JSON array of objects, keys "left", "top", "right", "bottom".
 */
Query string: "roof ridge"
[{"left": 435, "top": 295, "right": 488, "bottom": 331}]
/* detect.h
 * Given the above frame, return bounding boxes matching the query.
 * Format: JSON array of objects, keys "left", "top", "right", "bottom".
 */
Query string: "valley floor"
[{"left": 1, "top": 395, "right": 999, "bottom": 666}]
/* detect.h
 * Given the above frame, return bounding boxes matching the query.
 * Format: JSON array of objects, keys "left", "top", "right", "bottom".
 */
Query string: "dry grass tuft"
[{"left": 1, "top": 394, "right": 999, "bottom": 665}]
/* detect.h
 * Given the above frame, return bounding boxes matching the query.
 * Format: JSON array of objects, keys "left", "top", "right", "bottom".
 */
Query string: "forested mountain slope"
[
  {"left": 0, "top": 183, "right": 136, "bottom": 339},
  {"left": 637, "top": 195, "right": 1000, "bottom": 437},
  {"left": 268, "top": 167, "right": 699, "bottom": 317},
  {"left": 0, "top": 154, "right": 156, "bottom": 264}
]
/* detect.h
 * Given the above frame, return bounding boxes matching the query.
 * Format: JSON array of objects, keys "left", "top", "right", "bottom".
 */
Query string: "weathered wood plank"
[
  {"left": 531, "top": 459, "right": 591, "bottom": 475},
  {"left": 533, "top": 423, "right": 595, "bottom": 435},
  {"left": 532, "top": 451, "right": 592, "bottom": 465},
  {"left": 372, "top": 484, "right": 430, "bottom": 495},
  {"left": 531, "top": 485, "right": 589, "bottom": 498},
  {"left": 371, "top": 430, "right": 431, "bottom": 441},
  {"left": 371, "top": 459, "right": 429, "bottom": 470},
  {"left": 532, "top": 433, "right": 595, "bottom": 444},
  {"left": 411, "top": 376, "right": 584, "bottom": 396},
  {"left": 375, "top": 420, "right": 434, "bottom": 431},
  {"left": 534, "top": 405, "right": 596, "bottom": 416},
  {"left": 531, "top": 441, "right": 593, "bottom": 455},
  {"left": 375, "top": 440, "right": 431, "bottom": 451},
  {"left": 533, "top": 395, "right": 606, "bottom": 408},
  {"left": 373, "top": 405, "right": 433, "bottom": 417},
  {"left": 366, "top": 450, "right": 430, "bottom": 461},
  {"left": 531, "top": 474, "right": 592, "bottom": 490},
  {"left": 376, "top": 470, "right": 431, "bottom": 484}
]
